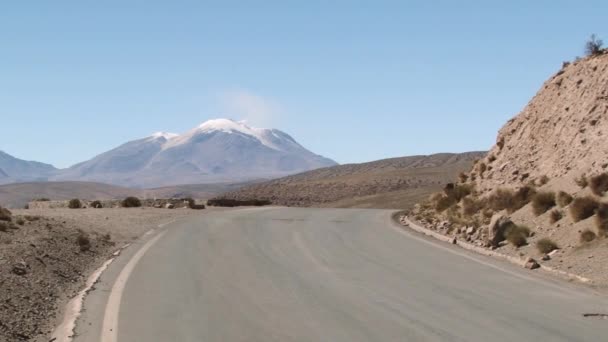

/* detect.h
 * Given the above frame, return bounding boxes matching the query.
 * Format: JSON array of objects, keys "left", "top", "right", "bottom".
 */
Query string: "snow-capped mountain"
[
  {"left": 53, "top": 119, "right": 337, "bottom": 187},
  {"left": 0, "top": 150, "right": 58, "bottom": 184}
]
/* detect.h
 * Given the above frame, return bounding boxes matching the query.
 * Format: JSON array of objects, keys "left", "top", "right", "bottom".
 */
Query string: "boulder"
[
  {"left": 524, "top": 257, "right": 540, "bottom": 270},
  {"left": 487, "top": 214, "right": 514, "bottom": 247},
  {"left": 12, "top": 261, "right": 28, "bottom": 276}
]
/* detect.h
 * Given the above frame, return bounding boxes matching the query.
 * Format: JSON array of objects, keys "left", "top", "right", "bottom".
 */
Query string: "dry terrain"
[
  {"left": 0, "top": 206, "right": 203, "bottom": 341},
  {"left": 217, "top": 152, "right": 484, "bottom": 209},
  {"left": 0, "top": 181, "right": 249, "bottom": 209},
  {"left": 408, "top": 49, "right": 608, "bottom": 287}
]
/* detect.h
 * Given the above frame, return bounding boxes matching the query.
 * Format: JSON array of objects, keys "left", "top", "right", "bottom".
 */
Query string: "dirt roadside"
[{"left": 0, "top": 207, "right": 203, "bottom": 342}]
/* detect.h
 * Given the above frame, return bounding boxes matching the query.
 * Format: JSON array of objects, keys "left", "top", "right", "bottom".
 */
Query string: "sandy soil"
[{"left": 0, "top": 207, "right": 203, "bottom": 341}]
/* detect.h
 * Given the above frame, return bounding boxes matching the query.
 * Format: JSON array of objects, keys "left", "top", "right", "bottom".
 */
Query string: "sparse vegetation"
[
  {"left": 585, "top": 34, "right": 604, "bottom": 56},
  {"left": 24, "top": 215, "right": 41, "bottom": 222},
  {"left": 549, "top": 209, "right": 563, "bottom": 224},
  {"left": 76, "top": 230, "right": 91, "bottom": 252},
  {"left": 537, "top": 175, "right": 550, "bottom": 186},
  {"left": 594, "top": 203, "right": 608, "bottom": 237},
  {"left": 207, "top": 198, "right": 272, "bottom": 207},
  {"left": 462, "top": 196, "right": 482, "bottom": 217},
  {"left": 68, "top": 198, "right": 82, "bottom": 209},
  {"left": 122, "top": 196, "right": 142, "bottom": 208},
  {"left": 589, "top": 173, "right": 608, "bottom": 196},
  {"left": 504, "top": 224, "right": 531, "bottom": 247},
  {"left": 458, "top": 172, "right": 468, "bottom": 183},
  {"left": 536, "top": 238, "right": 558, "bottom": 254},
  {"left": 531, "top": 191, "right": 556, "bottom": 216},
  {"left": 575, "top": 174, "right": 588, "bottom": 188},
  {"left": 0, "top": 206, "right": 12, "bottom": 222},
  {"left": 556, "top": 191, "right": 573, "bottom": 207},
  {"left": 90, "top": 200, "right": 103, "bottom": 208},
  {"left": 487, "top": 186, "right": 536, "bottom": 213},
  {"left": 16, "top": 217, "right": 25, "bottom": 225},
  {"left": 432, "top": 183, "right": 474, "bottom": 212},
  {"left": 569, "top": 196, "right": 600, "bottom": 222},
  {"left": 580, "top": 229, "right": 597, "bottom": 243},
  {"left": 33, "top": 198, "right": 50, "bottom": 202}
]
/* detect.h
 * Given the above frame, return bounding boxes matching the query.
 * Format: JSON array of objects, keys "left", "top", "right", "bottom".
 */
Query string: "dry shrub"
[
  {"left": 549, "top": 210, "right": 562, "bottom": 224},
  {"left": 569, "top": 196, "right": 600, "bottom": 222},
  {"left": 589, "top": 173, "right": 608, "bottom": 196},
  {"left": 595, "top": 203, "right": 608, "bottom": 237},
  {"left": 580, "top": 229, "right": 597, "bottom": 243},
  {"left": 556, "top": 191, "right": 573, "bottom": 207},
  {"left": 531, "top": 191, "right": 556, "bottom": 216},
  {"left": 537, "top": 175, "right": 550, "bottom": 186},
  {"left": 68, "top": 198, "right": 82, "bottom": 209},
  {"left": 488, "top": 186, "right": 535, "bottom": 213},
  {"left": 432, "top": 183, "right": 473, "bottom": 212},
  {"left": 15, "top": 217, "right": 25, "bottom": 225},
  {"left": 458, "top": 172, "right": 468, "bottom": 183},
  {"left": 585, "top": 34, "right": 604, "bottom": 56},
  {"left": 536, "top": 238, "right": 558, "bottom": 254},
  {"left": 504, "top": 225, "right": 530, "bottom": 247},
  {"left": 478, "top": 162, "right": 487, "bottom": 175},
  {"left": 76, "top": 230, "right": 91, "bottom": 251},
  {"left": 122, "top": 196, "right": 142, "bottom": 208},
  {"left": 24, "top": 215, "right": 40, "bottom": 222},
  {"left": 0, "top": 206, "right": 12, "bottom": 222},
  {"left": 488, "top": 155, "right": 496, "bottom": 162},
  {"left": 575, "top": 174, "right": 588, "bottom": 188},
  {"left": 462, "top": 196, "right": 483, "bottom": 217},
  {"left": 90, "top": 200, "right": 103, "bottom": 208}
]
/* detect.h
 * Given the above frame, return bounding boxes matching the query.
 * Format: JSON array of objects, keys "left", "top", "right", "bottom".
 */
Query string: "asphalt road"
[{"left": 75, "top": 208, "right": 608, "bottom": 342}]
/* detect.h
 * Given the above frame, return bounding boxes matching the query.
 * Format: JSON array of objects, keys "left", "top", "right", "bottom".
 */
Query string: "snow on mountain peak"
[{"left": 150, "top": 132, "right": 179, "bottom": 140}]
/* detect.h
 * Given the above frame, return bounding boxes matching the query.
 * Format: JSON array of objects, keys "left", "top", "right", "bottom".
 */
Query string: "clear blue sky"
[{"left": 1, "top": 1, "right": 606, "bottom": 168}]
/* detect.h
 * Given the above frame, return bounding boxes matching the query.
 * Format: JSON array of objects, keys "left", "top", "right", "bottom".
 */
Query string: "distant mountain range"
[{"left": 0, "top": 119, "right": 337, "bottom": 188}]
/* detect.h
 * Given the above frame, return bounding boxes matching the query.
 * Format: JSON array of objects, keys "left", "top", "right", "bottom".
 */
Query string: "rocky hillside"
[
  {"left": 409, "top": 50, "right": 608, "bottom": 286},
  {"left": 472, "top": 52, "right": 608, "bottom": 194},
  {"left": 216, "top": 152, "right": 484, "bottom": 209}
]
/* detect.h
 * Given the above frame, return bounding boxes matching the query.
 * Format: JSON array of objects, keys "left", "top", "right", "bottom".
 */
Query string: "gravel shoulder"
[{"left": 0, "top": 207, "right": 204, "bottom": 342}]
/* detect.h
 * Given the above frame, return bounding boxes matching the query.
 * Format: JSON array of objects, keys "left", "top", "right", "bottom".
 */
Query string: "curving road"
[{"left": 75, "top": 208, "right": 608, "bottom": 342}]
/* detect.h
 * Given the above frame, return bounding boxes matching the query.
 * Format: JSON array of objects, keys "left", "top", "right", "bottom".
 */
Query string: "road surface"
[{"left": 75, "top": 208, "right": 608, "bottom": 341}]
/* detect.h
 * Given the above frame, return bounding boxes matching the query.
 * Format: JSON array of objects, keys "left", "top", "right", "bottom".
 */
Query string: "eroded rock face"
[
  {"left": 473, "top": 53, "right": 608, "bottom": 193},
  {"left": 487, "top": 214, "right": 514, "bottom": 247}
]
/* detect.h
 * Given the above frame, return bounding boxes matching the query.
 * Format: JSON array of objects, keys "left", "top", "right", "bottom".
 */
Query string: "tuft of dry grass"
[
  {"left": 76, "top": 230, "right": 91, "bottom": 252},
  {"left": 580, "top": 229, "right": 597, "bottom": 243},
  {"left": 549, "top": 209, "right": 563, "bottom": 224},
  {"left": 575, "top": 174, "right": 588, "bottom": 189},
  {"left": 569, "top": 196, "right": 600, "bottom": 222},
  {"left": 504, "top": 225, "right": 531, "bottom": 247},
  {"left": 536, "top": 238, "right": 558, "bottom": 254},
  {"left": 462, "top": 196, "right": 482, "bottom": 217},
  {"left": 589, "top": 173, "right": 608, "bottom": 196},
  {"left": 15, "top": 217, "right": 25, "bottom": 225},
  {"left": 537, "top": 175, "right": 550, "bottom": 186},
  {"left": 594, "top": 203, "right": 608, "bottom": 237},
  {"left": 556, "top": 191, "right": 573, "bottom": 207},
  {"left": 531, "top": 191, "right": 556, "bottom": 216},
  {"left": 487, "top": 186, "right": 536, "bottom": 213},
  {"left": 0, "top": 206, "right": 12, "bottom": 222},
  {"left": 68, "top": 198, "right": 82, "bottom": 209},
  {"left": 122, "top": 196, "right": 142, "bottom": 208}
]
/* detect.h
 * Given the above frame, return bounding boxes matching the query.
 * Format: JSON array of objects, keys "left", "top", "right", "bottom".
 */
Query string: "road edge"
[{"left": 390, "top": 211, "right": 592, "bottom": 284}]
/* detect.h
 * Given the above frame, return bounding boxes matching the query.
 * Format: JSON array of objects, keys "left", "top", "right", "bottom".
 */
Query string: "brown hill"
[
  {"left": 216, "top": 152, "right": 484, "bottom": 209},
  {"left": 410, "top": 50, "right": 608, "bottom": 286}
]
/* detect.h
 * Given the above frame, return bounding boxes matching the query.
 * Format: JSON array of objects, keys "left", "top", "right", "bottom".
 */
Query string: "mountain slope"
[
  {"left": 54, "top": 119, "right": 337, "bottom": 187},
  {"left": 0, "top": 151, "right": 57, "bottom": 184},
  {"left": 216, "top": 152, "right": 484, "bottom": 209}
]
